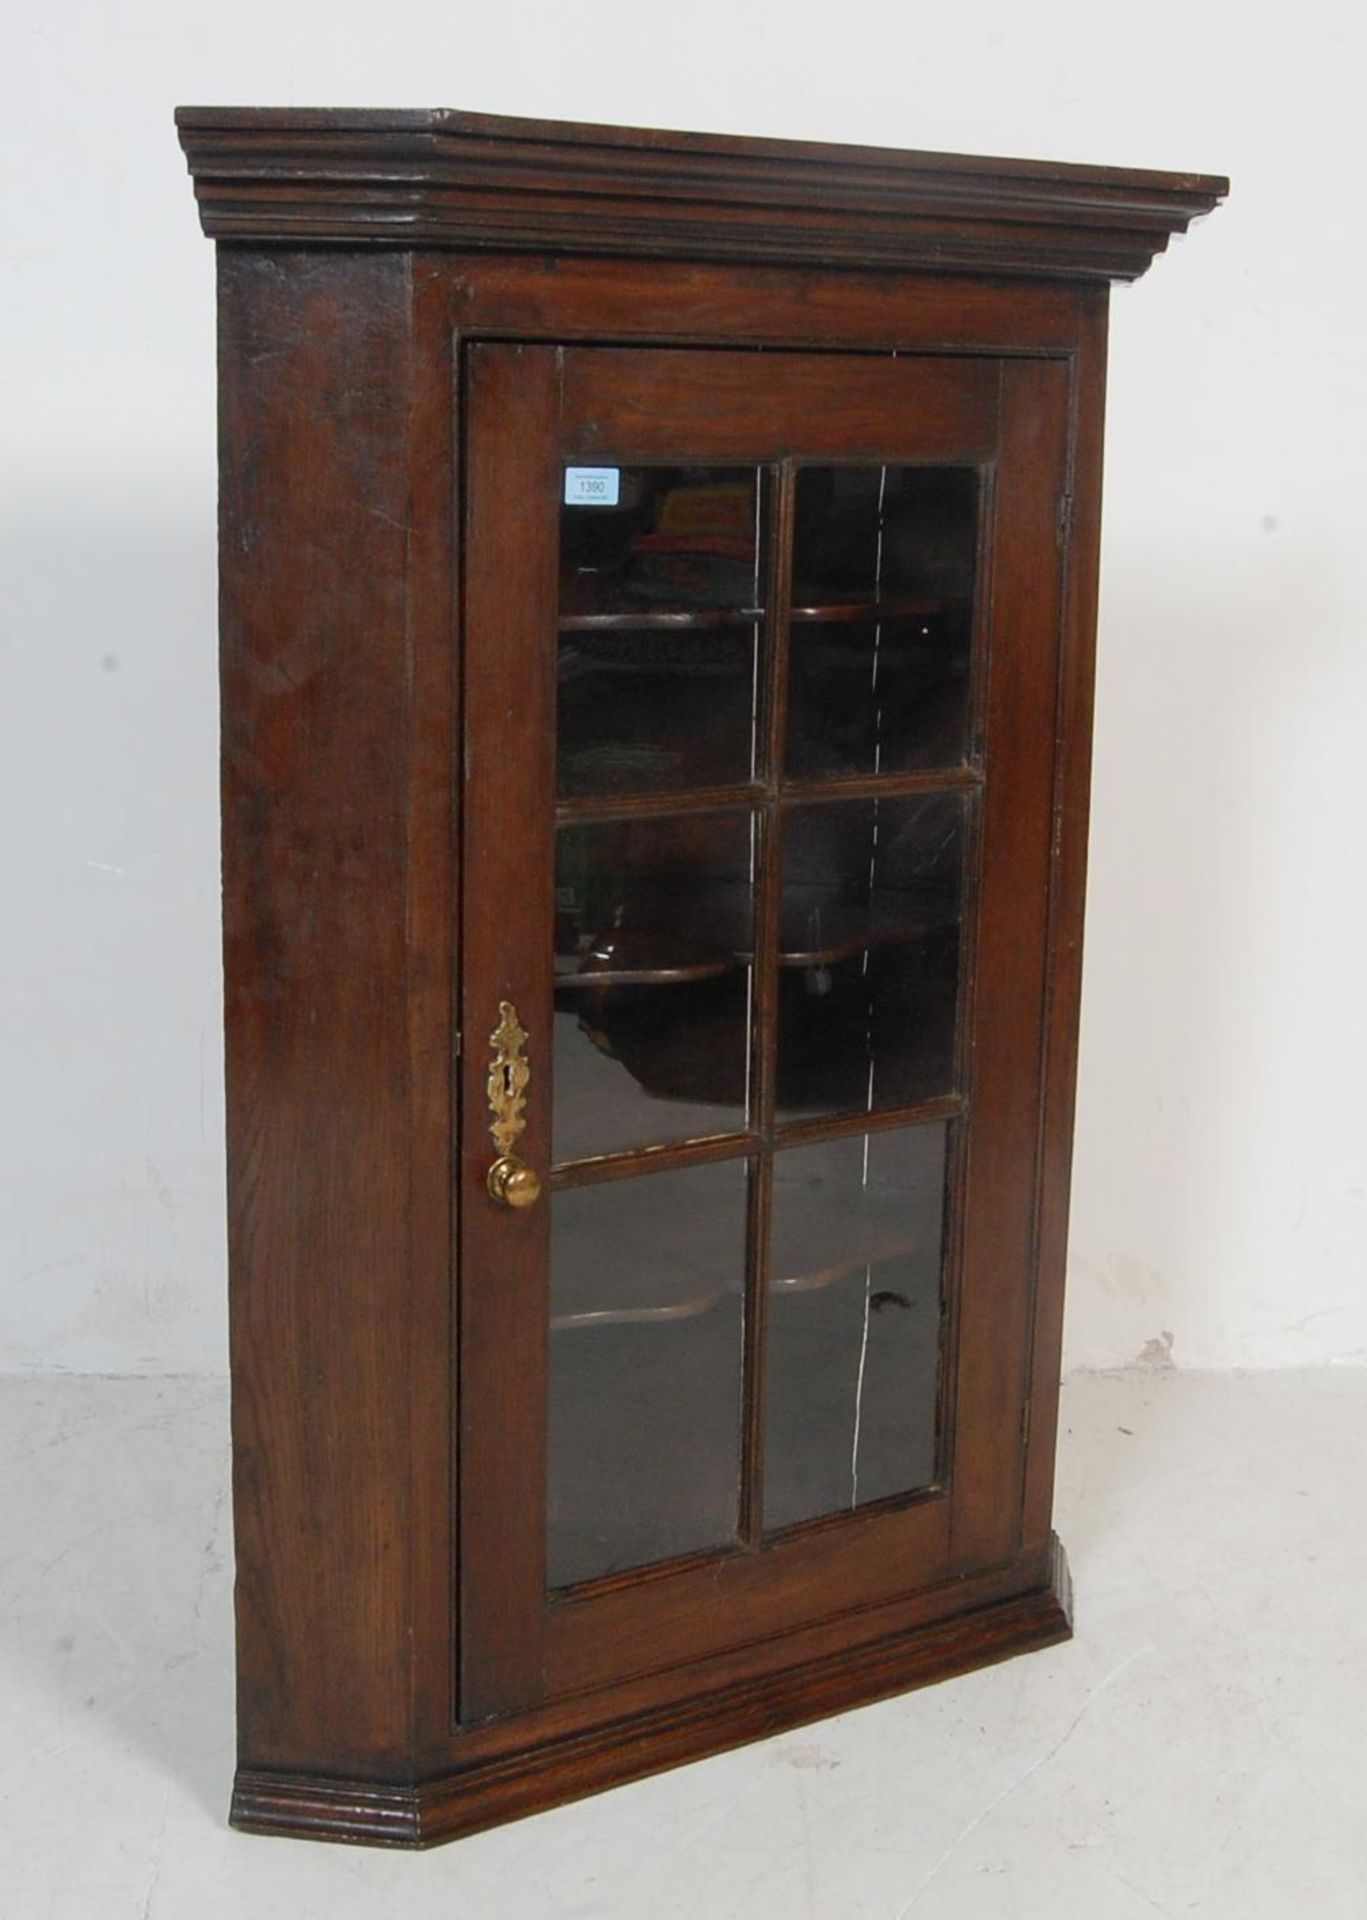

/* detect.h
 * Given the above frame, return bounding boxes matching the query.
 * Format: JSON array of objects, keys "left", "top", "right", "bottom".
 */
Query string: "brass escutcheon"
[{"left": 486, "top": 1001, "right": 540, "bottom": 1209}]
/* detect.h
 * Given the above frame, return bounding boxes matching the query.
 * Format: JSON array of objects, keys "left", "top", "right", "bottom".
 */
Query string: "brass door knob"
[{"left": 487, "top": 1155, "right": 542, "bottom": 1210}]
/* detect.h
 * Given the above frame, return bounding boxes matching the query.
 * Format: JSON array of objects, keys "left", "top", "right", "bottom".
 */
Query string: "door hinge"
[
  {"left": 1021, "top": 1396, "right": 1033, "bottom": 1451},
  {"left": 1057, "top": 491, "right": 1074, "bottom": 546},
  {"left": 454, "top": 1029, "right": 463, "bottom": 1059}
]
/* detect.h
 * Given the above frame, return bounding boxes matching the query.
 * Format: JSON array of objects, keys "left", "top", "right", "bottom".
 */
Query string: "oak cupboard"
[{"left": 175, "top": 107, "right": 1225, "bottom": 1846}]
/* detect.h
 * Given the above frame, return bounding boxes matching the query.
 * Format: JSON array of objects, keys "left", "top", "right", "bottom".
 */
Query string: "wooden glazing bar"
[
  {"left": 556, "top": 783, "right": 764, "bottom": 826},
  {"left": 780, "top": 767, "right": 982, "bottom": 805},
  {"left": 549, "top": 1130, "right": 759, "bottom": 1189},
  {"left": 556, "top": 765, "right": 982, "bottom": 829},
  {"left": 738, "top": 460, "right": 797, "bottom": 1546},
  {"left": 771, "top": 1092, "right": 966, "bottom": 1154}
]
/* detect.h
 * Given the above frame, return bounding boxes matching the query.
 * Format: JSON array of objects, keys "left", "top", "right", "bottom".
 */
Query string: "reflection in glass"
[
  {"left": 787, "top": 466, "right": 978, "bottom": 778},
  {"left": 543, "top": 450, "right": 983, "bottom": 1580},
  {"left": 787, "top": 611, "right": 973, "bottom": 778},
  {"left": 558, "top": 466, "right": 767, "bottom": 799},
  {"left": 548, "top": 1159, "right": 748, "bottom": 1587},
  {"left": 558, "top": 622, "right": 760, "bottom": 797},
  {"left": 775, "top": 793, "right": 968, "bottom": 1123},
  {"left": 764, "top": 1125, "right": 947, "bottom": 1531},
  {"left": 792, "top": 466, "right": 978, "bottom": 603},
  {"left": 561, "top": 465, "right": 764, "bottom": 618},
  {"left": 553, "top": 813, "right": 756, "bottom": 1163}
]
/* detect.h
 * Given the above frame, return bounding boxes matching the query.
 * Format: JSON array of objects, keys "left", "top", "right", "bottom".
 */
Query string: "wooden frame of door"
[{"left": 458, "top": 343, "right": 1069, "bottom": 1722}]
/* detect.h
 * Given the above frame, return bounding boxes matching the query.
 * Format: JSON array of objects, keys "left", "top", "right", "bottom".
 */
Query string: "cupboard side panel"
[
  {"left": 1023, "top": 292, "right": 1109, "bottom": 1548},
  {"left": 219, "top": 249, "right": 419, "bottom": 1774},
  {"left": 950, "top": 359, "right": 1071, "bottom": 1573},
  {"left": 406, "top": 257, "right": 459, "bottom": 1762}
]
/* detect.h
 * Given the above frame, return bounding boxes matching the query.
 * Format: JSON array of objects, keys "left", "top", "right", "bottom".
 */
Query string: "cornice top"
[{"left": 175, "top": 106, "right": 1227, "bottom": 284}]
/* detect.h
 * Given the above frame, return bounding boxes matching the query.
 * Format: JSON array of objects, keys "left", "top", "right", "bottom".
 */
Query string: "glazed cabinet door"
[{"left": 459, "top": 344, "right": 1069, "bottom": 1721}]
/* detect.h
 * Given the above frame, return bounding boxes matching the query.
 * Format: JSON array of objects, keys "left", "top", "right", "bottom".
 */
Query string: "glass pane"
[
  {"left": 554, "top": 812, "right": 755, "bottom": 1163},
  {"left": 559, "top": 623, "right": 760, "bottom": 798},
  {"left": 787, "top": 467, "right": 978, "bottom": 777},
  {"left": 775, "top": 792, "right": 968, "bottom": 1123},
  {"left": 561, "top": 466, "right": 764, "bottom": 617},
  {"left": 548, "top": 1159, "right": 748, "bottom": 1587},
  {"left": 559, "top": 465, "right": 766, "bottom": 798},
  {"left": 764, "top": 1125, "right": 947, "bottom": 1531}
]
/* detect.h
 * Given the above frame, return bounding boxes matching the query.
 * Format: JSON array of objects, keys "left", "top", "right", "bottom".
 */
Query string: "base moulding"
[{"left": 231, "top": 1535, "right": 1072, "bottom": 1849}]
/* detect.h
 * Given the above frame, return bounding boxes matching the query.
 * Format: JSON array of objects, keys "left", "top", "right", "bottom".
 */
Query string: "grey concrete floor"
[{"left": 1, "top": 1368, "right": 1363, "bottom": 1917}]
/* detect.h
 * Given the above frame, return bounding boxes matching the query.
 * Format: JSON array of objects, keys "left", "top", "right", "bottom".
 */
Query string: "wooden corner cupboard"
[{"left": 175, "top": 106, "right": 1225, "bottom": 1848}]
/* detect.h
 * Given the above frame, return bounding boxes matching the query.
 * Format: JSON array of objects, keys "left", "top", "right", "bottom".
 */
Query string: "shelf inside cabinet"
[
  {"left": 553, "top": 902, "right": 949, "bottom": 989},
  {"left": 557, "top": 596, "right": 967, "bottom": 632},
  {"left": 550, "top": 1228, "right": 929, "bottom": 1333},
  {"left": 554, "top": 933, "right": 737, "bottom": 989},
  {"left": 789, "top": 595, "right": 966, "bottom": 623},
  {"left": 559, "top": 606, "right": 763, "bottom": 632}
]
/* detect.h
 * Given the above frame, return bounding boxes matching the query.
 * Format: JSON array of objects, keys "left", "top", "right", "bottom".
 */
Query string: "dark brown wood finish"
[
  {"left": 403, "top": 260, "right": 460, "bottom": 1767},
  {"left": 458, "top": 344, "right": 1061, "bottom": 1708},
  {"left": 1022, "top": 290, "right": 1111, "bottom": 1556},
  {"left": 458, "top": 345, "right": 560, "bottom": 1722},
  {"left": 559, "top": 348, "right": 1000, "bottom": 460},
  {"left": 177, "top": 106, "right": 1224, "bottom": 281},
  {"left": 947, "top": 358, "right": 1070, "bottom": 1572},
  {"left": 181, "top": 106, "right": 1224, "bottom": 1848},
  {"left": 219, "top": 249, "right": 427, "bottom": 1777},
  {"left": 233, "top": 1536, "right": 1071, "bottom": 1847}
]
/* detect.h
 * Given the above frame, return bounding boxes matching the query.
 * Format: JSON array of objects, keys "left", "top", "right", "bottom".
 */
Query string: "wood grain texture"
[
  {"left": 219, "top": 250, "right": 425, "bottom": 1775},
  {"left": 231, "top": 1537, "right": 1071, "bottom": 1846},
  {"left": 1021, "top": 290, "right": 1110, "bottom": 1554},
  {"left": 404, "top": 261, "right": 459, "bottom": 1765},
  {"left": 457, "top": 345, "right": 560, "bottom": 1721},
  {"left": 175, "top": 107, "right": 1225, "bottom": 282},
  {"left": 457, "top": 345, "right": 1058, "bottom": 1711},
  {"left": 948, "top": 360, "right": 1070, "bottom": 1573},
  {"left": 560, "top": 349, "right": 999, "bottom": 461},
  {"left": 265, "top": 1533, "right": 1057, "bottom": 1792},
  {"left": 444, "top": 256, "right": 1091, "bottom": 356}
]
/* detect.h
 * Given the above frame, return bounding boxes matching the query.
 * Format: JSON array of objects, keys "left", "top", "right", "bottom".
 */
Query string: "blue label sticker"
[{"left": 564, "top": 466, "right": 621, "bottom": 507}]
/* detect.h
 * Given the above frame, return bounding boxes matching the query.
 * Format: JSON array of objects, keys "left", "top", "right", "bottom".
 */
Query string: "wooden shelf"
[
  {"left": 554, "top": 905, "right": 944, "bottom": 988},
  {"left": 555, "top": 953, "right": 735, "bottom": 989},
  {"left": 551, "top": 1242, "right": 928, "bottom": 1333},
  {"left": 789, "top": 596, "right": 965, "bottom": 624},
  {"left": 770, "top": 900, "right": 946, "bottom": 968},
  {"left": 559, "top": 607, "right": 763, "bottom": 632},
  {"left": 557, "top": 596, "right": 966, "bottom": 633},
  {"left": 550, "top": 1242, "right": 923, "bottom": 1331}
]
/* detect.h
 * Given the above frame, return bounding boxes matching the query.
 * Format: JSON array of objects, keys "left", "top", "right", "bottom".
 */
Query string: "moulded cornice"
[{"left": 176, "top": 106, "right": 1227, "bottom": 284}]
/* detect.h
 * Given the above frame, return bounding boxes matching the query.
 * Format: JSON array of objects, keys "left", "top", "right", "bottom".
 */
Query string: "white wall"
[{"left": 2, "top": 0, "right": 1363, "bottom": 1374}]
